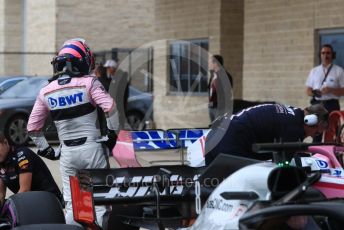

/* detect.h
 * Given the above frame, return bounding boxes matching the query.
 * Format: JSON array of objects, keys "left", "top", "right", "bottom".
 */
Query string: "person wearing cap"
[
  {"left": 104, "top": 59, "right": 130, "bottom": 129},
  {"left": 205, "top": 103, "right": 329, "bottom": 165},
  {"left": 103, "top": 59, "right": 118, "bottom": 80}
]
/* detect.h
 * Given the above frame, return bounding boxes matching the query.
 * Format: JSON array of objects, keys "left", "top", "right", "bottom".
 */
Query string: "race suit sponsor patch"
[
  {"left": 18, "top": 159, "right": 29, "bottom": 168},
  {"left": 45, "top": 87, "right": 89, "bottom": 110}
]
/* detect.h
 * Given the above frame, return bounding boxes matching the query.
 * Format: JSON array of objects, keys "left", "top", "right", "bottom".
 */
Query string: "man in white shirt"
[{"left": 305, "top": 44, "right": 344, "bottom": 141}]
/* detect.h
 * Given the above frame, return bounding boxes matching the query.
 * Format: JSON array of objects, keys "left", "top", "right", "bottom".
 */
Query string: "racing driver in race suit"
[{"left": 27, "top": 38, "right": 118, "bottom": 229}]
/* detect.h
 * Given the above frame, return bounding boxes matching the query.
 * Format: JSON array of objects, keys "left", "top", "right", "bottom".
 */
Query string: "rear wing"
[
  {"left": 112, "top": 128, "right": 210, "bottom": 167},
  {"left": 73, "top": 154, "right": 257, "bottom": 205},
  {"left": 76, "top": 165, "right": 205, "bottom": 205},
  {"left": 70, "top": 154, "right": 260, "bottom": 227}
]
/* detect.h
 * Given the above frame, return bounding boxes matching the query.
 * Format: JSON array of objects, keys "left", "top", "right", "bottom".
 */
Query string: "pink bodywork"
[
  {"left": 112, "top": 130, "right": 141, "bottom": 167},
  {"left": 310, "top": 145, "right": 344, "bottom": 199}
]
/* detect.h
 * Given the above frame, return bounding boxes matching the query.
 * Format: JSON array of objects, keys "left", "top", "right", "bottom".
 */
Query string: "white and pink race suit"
[{"left": 27, "top": 75, "right": 118, "bottom": 228}]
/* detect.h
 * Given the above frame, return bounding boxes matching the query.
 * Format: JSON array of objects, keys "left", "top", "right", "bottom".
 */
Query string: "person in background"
[
  {"left": 306, "top": 44, "right": 344, "bottom": 109},
  {"left": 95, "top": 63, "right": 110, "bottom": 91},
  {"left": 104, "top": 59, "right": 130, "bottom": 129},
  {"left": 95, "top": 63, "right": 111, "bottom": 135},
  {"left": 208, "top": 55, "right": 233, "bottom": 123},
  {"left": 27, "top": 38, "right": 118, "bottom": 229},
  {"left": 0, "top": 133, "right": 63, "bottom": 207},
  {"left": 305, "top": 44, "right": 344, "bottom": 142},
  {"left": 306, "top": 44, "right": 344, "bottom": 143},
  {"left": 104, "top": 59, "right": 118, "bottom": 80}
]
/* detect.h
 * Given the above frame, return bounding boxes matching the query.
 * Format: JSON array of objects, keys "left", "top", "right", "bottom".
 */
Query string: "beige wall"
[
  {"left": 54, "top": 0, "right": 156, "bottom": 96},
  {"left": 154, "top": 0, "right": 222, "bottom": 129},
  {"left": 153, "top": 0, "right": 244, "bottom": 129},
  {"left": 25, "top": 0, "right": 56, "bottom": 76},
  {"left": 0, "top": 0, "right": 4, "bottom": 74},
  {"left": 56, "top": 0, "right": 155, "bottom": 51},
  {"left": 1, "top": 0, "right": 155, "bottom": 76},
  {"left": 243, "top": 0, "right": 344, "bottom": 108},
  {"left": 220, "top": 0, "right": 244, "bottom": 99},
  {"left": 0, "top": 0, "right": 56, "bottom": 76},
  {"left": 3, "top": 0, "right": 22, "bottom": 75}
]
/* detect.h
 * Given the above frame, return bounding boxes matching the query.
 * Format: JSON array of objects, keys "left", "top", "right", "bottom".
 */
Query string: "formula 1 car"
[
  {"left": 70, "top": 129, "right": 344, "bottom": 230},
  {"left": 70, "top": 129, "right": 254, "bottom": 229},
  {"left": 0, "top": 191, "right": 83, "bottom": 230},
  {"left": 183, "top": 142, "right": 344, "bottom": 230}
]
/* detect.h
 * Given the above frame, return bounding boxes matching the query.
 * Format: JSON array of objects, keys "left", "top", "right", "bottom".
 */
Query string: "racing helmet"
[{"left": 51, "top": 38, "right": 95, "bottom": 77}]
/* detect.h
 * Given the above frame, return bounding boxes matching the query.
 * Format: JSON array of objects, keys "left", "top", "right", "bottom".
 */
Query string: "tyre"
[
  {"left": 1, "top": 191, "right": 65, "bottom": 227},
  {"left": 5, "top": 115, "right": 29, "bottom": 146},
  {"left": 126, "top": 111, "right": 145, "bottom": 130}
]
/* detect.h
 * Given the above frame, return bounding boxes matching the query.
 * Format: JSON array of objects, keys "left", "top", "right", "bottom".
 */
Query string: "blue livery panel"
[{"left": 132, "top": 129, "right": 209, "bottom": 151}]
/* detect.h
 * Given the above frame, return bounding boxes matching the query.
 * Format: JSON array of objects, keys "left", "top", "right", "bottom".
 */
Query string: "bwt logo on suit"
[{"left": 48, "top": 92, "right": 84, "bottom": 108}]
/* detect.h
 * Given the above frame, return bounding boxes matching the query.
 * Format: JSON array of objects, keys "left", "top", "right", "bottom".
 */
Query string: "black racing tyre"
[
  {"left": 1, "top": 191, "right": 65, "bottom": 227},
  {"left": 12, "top": 224, "right": 84, "bottom": 230},
  {"left": 5, "top": 114, "right": 29, "bottom": 146}
]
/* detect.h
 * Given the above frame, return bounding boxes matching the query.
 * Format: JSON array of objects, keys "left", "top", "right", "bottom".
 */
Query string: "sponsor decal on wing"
[{"left": 132, "top": 129, "right": 209, "bottom": 150}]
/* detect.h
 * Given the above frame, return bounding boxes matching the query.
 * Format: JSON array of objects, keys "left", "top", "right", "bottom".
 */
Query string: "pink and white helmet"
[{"left": 51, "top": 38, "right": 95, "bottom": 77}]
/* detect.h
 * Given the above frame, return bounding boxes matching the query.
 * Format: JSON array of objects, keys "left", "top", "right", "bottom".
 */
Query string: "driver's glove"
[
  {"left": 105, "top": 130, "right": 118, "bottom": 152},
  {"left": 37, "top": 145, "right": 60, "bottom": 160}
]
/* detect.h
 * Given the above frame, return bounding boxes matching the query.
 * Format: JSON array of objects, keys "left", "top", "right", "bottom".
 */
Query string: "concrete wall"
[
  {"left": 1, "top": 0, "right": 155, "bottom": 76},
  {"left": 154, "top": 0, "right": 222, "bottom": 129},
  {"left": 243, "top": 0, "right": 344, "bottom": 108},
  {"left": 0, "top": 1, "right": 4, "bottom": 74},
  {"left": 56, "top": 0, "right": 155, "bottom": 51},
  {"left": 220, "top": 0, "right": 244, "bottom": 99},
  {"left": 55, "top": 0, "right": 155, "bottom": 94},
  {"left": 25, "top": 0, "right": 56, "bottom": 76},
  {"left": 2, "top": 0, "right": 22, "bottom": 75},
  {"left": 0, "top": 0, "right": 56, "bottom": 76}
]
